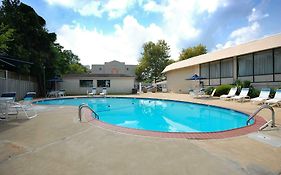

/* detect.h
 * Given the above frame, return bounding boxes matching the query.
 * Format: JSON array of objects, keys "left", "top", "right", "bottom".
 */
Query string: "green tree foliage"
[
  {"left": 136, "top": 40, "right": 173, "bottom": 82},
  {"left": 0, "top": 23, "right": 14, "bottom": 54},
  {"left": 179, "top": 44, "right": 207, "bottom": 61},
  {"left": 0, "top": 0, "right": 87, "bottom": 95}
]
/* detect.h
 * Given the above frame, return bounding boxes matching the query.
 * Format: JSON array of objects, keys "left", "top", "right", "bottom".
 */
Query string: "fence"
[{"left": 0, "top": 69, "right": 38, "bottom": 100}]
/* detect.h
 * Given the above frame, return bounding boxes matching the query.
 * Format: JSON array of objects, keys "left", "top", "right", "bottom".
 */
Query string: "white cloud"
[
  {"left": 215, "top": 5, "right": 268, "bottom": 50},
  {"left": 54, "top": 0, "right": 232, "bottom": 64},
  {"left": 143, "top": 1, "right": 163, "bottom": 12},
  {"left": 56, "top": 16, "right": 165, "bottom": 65},
  {"left": 44, "top": 0, "right": 142, "bottom": 19},
  {"left": 248, "top": 8, "right": 269, "bottom": 22},
  {"left": 103, "top": 0, "right": 136, "bottom": 19},
  {"left": 197, "top": 0, "right": 227, "bottom": 14},
  {"left": 216, "top": 22, "right": 260, "bottom": 49},
  {"left": 142, "top": 0, "right": 229, "bottom": 55},
  {"left": 77, "top": 1, "right": 103, "bottom": 17}
]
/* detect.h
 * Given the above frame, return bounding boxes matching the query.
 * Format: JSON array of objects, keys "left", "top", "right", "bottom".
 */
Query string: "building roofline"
[
  {"left": 162, "top": 33, "right": 281, "bottom": 73},
  {"left": 63, "top": 73, "right": 135, "bottom": 78}
]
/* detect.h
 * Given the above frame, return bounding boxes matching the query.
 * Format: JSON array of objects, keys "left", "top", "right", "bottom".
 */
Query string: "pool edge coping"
[{"left": 68, "top": 96, "right": 268, "bottom": 139}]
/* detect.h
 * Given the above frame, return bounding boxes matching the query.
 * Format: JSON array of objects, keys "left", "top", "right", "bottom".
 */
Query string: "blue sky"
[{"left": 20, "top": 0, "right": 281, "bottom": 65}]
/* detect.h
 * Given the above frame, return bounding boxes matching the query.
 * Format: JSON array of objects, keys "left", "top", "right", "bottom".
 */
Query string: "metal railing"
[
  {"left": 78, "top": 103, "right": 99, "bottom": 122},
  {"left": 247, "top": 104, "right": 275, "bottom": 130}
]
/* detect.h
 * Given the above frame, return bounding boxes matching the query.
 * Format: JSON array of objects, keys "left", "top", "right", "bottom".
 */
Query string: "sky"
[{"left": 20, "top": 0, "right": 281, "bottom": 65}]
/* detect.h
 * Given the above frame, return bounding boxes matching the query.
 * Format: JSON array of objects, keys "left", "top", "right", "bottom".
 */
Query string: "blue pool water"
[{"left": 36, "top": 97, "right": 253, "bottom": 132}]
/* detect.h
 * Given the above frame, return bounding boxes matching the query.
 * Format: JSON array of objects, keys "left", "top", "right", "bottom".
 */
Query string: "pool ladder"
[
  {"left": 247, "top": 104, "right": 275, "bottom": 130},
  {"left": 78, "top": 103, "right": 99, "bottom": 122}
]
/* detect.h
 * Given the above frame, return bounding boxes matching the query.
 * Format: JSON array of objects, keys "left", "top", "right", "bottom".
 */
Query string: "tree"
[
  {"left": 136, "top": 40, "right": 173, "bottom": 82},
  {"left": 0, "top": 23, "right": 14, "bottom": 54},
  {"left": 0, "top": 0, "right": 87, "bottom": 95},
  {"left": 179, "top": 44, "right": 207, "bottom": 61}
]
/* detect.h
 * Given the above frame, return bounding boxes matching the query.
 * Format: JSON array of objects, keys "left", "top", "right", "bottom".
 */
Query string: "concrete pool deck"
[{"left": 0, "top": 93, "right": 280, "bottom": 175}]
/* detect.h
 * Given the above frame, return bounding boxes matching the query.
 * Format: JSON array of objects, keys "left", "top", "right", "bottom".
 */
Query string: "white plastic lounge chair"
[
  {"left": 87, "top": 87, "right": 97, "bottom": 96},
  {"left": 8, "top": 101, "right": 38, "bottom": 119},
  {"left": 231, "top": 88, "right": 250, "bottom": 102},
  {"left": 264, "top": 89, "right": 281, "bottom": 107},
  {"left": 220, "top": 87, "right": 237, "bottom": 100},
  {"left": 250, "top": 88, "right": 270, "bottom": 104},
  {"left": 1, "top": 92, "right": 38, "bottom": 120},
  {"left": 24, "top": 91, "right": 36, "bottom": 100},
  {"left": 8, "top": 92, "right": 37, "bottom": 119},
  {"left": 193, "top": 89, "right": 216, "bottom": 99},
  {"left": 100, "top": 87, "right": 107, "bottom": 96},
  {"left": 1, "top": 92, "right": 16, "bottom": 101}
]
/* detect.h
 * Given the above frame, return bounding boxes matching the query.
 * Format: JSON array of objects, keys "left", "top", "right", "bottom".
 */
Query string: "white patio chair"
[
  {"left": 87, "top": 87, "right": 97, "bottom": 96},
  {"left": 220, "top": 87, "right": 237, "bottom": 100},
  {"left": 47, "top": 91, "right": 58, "bottom": 98},
  {"left": 250, "top": 88, "right": 270, "bottom": 104},
  {"left": 231, "top": 88, "right": 250, "bottom": 102},
  {"left": 264, "top": 89, "right": 281, "bottom": 107},
  {"left": 100, "top": 87, "right": 107, "bottom": 97},
  {"left": 58, "top": 89, "right": 65, "bottom": 97},
  {"left": 194, "top": 89, "right": 216, "bottom": 99}
]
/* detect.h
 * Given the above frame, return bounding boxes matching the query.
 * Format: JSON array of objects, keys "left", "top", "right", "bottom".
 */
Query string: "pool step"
[{"left": 248, "top": 132, "right": 281, "bottom": 147}]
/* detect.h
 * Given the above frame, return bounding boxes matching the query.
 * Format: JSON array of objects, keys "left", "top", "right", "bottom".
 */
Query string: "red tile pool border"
[{"left": 83, "top": 109, "right": 267, "bottom": 139}]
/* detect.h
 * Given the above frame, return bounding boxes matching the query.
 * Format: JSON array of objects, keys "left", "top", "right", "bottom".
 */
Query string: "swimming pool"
[{"left": 36, "top": 97, "right": 254, "bottom": 133}]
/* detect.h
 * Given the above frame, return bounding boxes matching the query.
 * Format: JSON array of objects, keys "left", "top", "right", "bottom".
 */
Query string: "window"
[
  {"left": 200, "top": 63, "right": 209, "bottom": 79},
  {"left": 97, "top": 80, "right": 110, "bottom": 87},
  {"left": 221, "top": 58, "right": 233, "bottom": 78},
  {"left": 126, "top": 68, "right": 129, "bottom": 71},
  {"left": 274, "top": 48, "right": 281, "bottom": 73},
  {"left": 238, "top": 54, "right": 253, "bottom": 76},
  {"left": 79, "top": 80, "right": 93, "bottom": 87},
  {"left": 254, "top": 50, "right": 273, "bottom": 75},
  {"left": 99, "top": 67, "right": 102, "bottom": 71},
  {"left": 0, "top": 70, "right": 6, "bottom": 79},
  {"left": 210, "top": 61, "right": 220, "bottom": 79}
]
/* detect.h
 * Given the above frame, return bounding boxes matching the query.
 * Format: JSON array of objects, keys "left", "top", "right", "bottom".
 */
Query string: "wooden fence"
[{"left": 0, "top": 69, "right": 38, "bottom": 100}]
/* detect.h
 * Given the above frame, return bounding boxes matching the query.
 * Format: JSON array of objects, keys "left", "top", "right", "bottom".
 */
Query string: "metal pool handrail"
[
  {"left": 247, "top": 104, "right": 275, "bottom": 130},
  {"left": 78, "top": 103, "right": 99, "bottom": 122}
]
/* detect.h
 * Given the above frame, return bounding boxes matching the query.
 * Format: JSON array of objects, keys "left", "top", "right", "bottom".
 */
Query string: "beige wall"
[
  {"left": 91, "top": 60, "right": 136, "bottom": 76},
  {"left": 166, "top": 65, "right": 199, "bottom": 93},
  {"left": 60, "top": 77, "right": 135, "bottom": 95}
]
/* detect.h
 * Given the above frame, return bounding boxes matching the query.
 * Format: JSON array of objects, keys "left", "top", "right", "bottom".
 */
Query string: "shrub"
[
  {"left": 215, "top": 84, "right": 234, "bottom": 96},
  {"left": 204, "top": 87, "right": 215, "bottom": 95},
  {"left": 234, "top": 79, "right": 242, "bottom": 88},
  {"left": 242, "top": 80, "right": 251, "bottom": 88},
  {"left": 248, "top": 87, "right": 260, "bottom": 98}
]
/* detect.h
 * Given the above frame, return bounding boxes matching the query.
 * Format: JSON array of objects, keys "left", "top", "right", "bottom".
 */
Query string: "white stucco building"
[
  {"left": 91, "top": 60, "right": 136, "bottom": 77},
  {"left": 60, "top": 60, "right": 137, "bottom": 95},
  {"left": 162, "top": 33, "right": 281, "bottom": 93}
]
